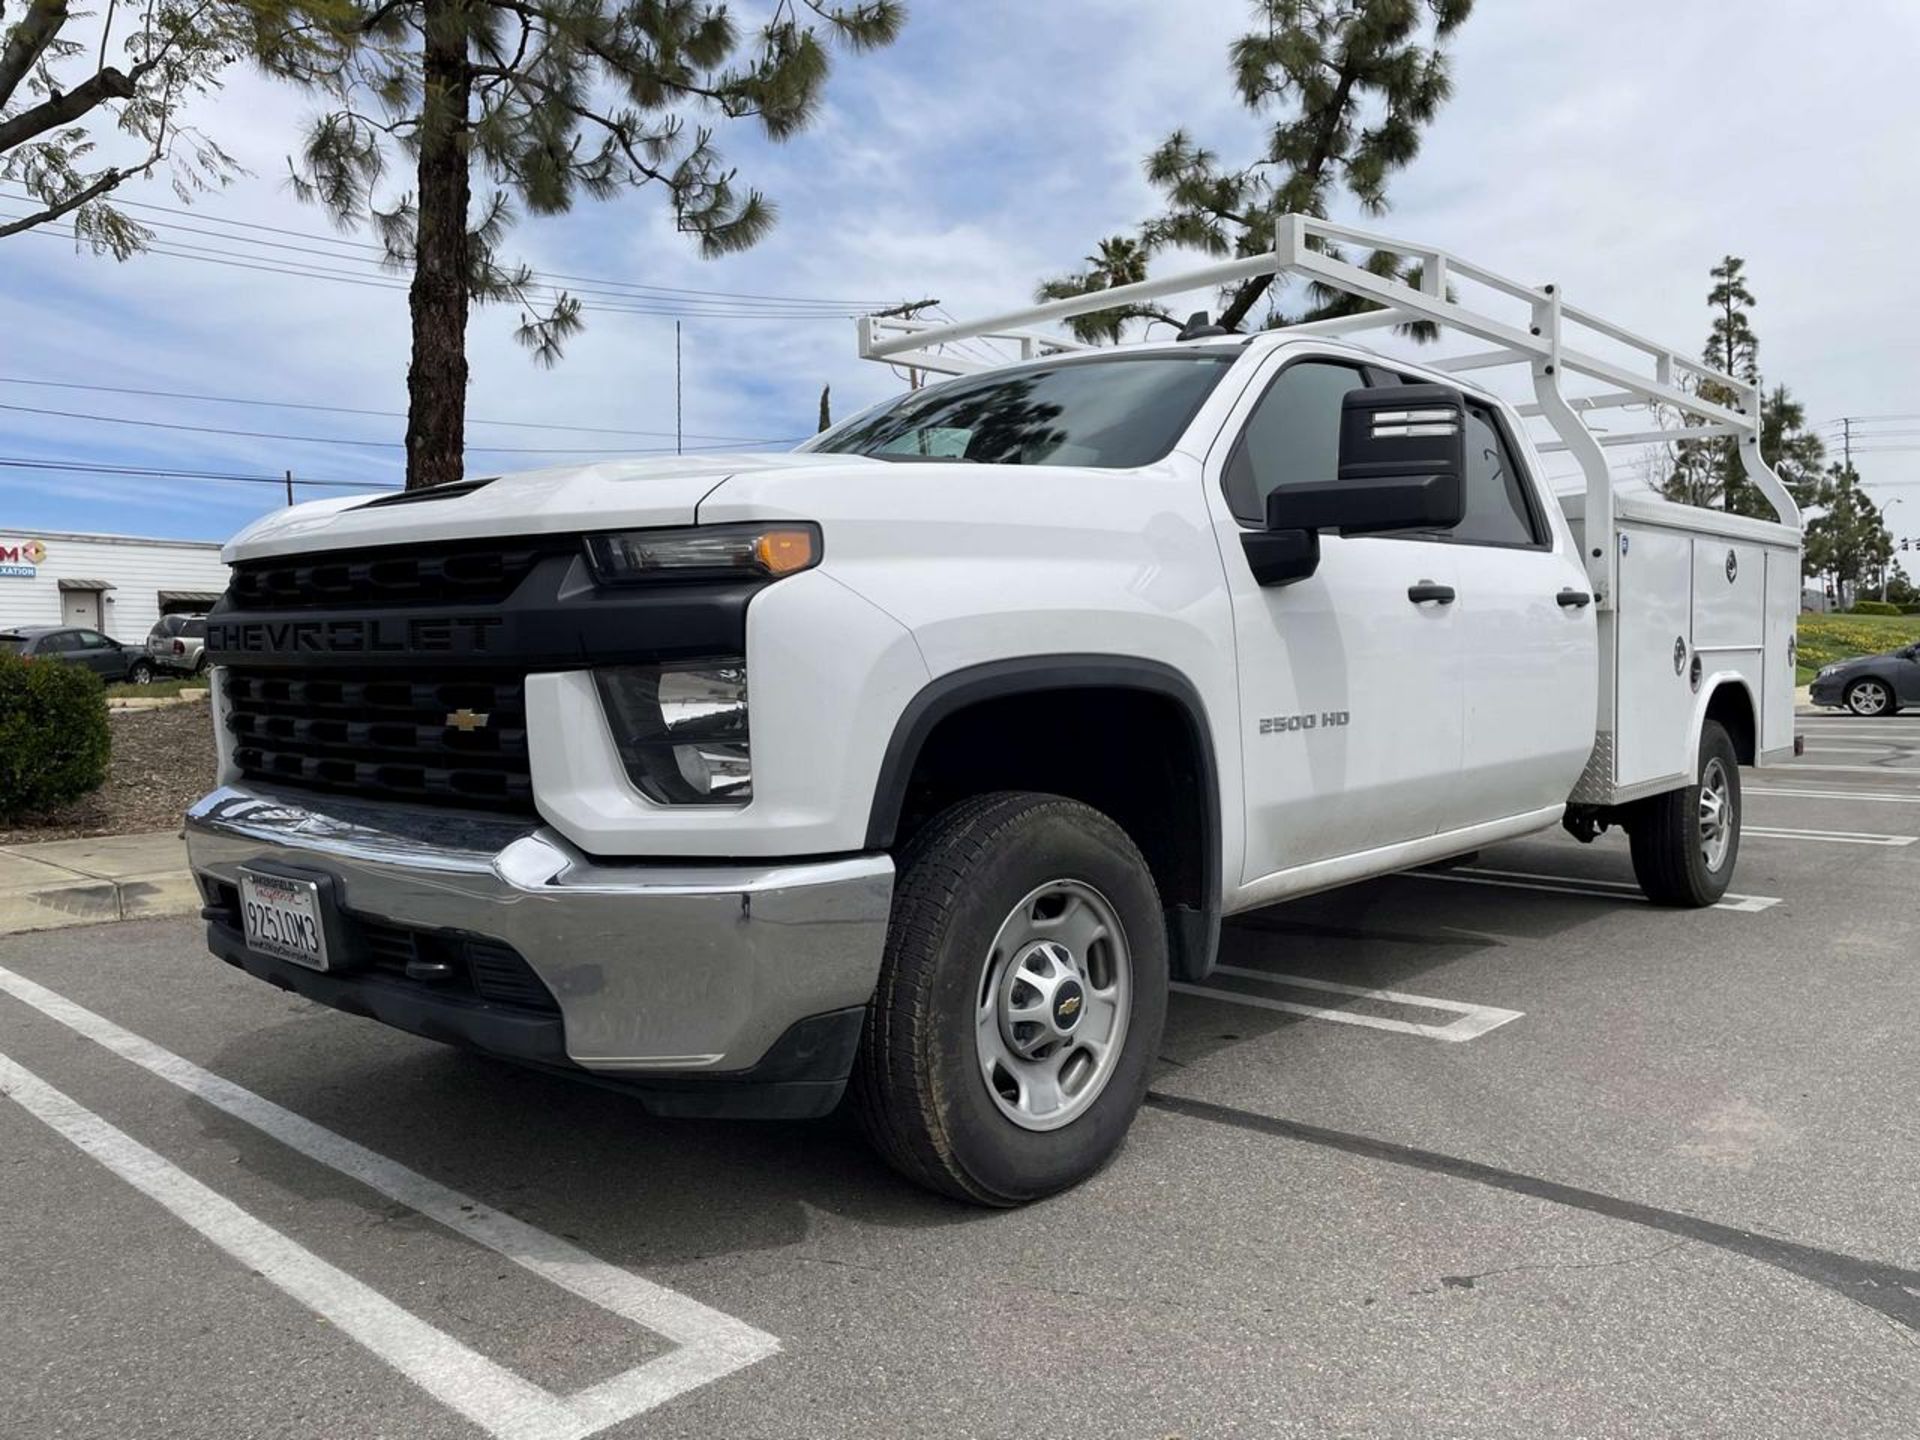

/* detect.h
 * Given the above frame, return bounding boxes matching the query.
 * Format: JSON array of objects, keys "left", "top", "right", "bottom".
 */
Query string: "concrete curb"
[
  {"left": 107, "top": 690, "right": 209, "bottom": 711},
  {"left": 0, "top": 832, "right": 198, "bottom": 936}
]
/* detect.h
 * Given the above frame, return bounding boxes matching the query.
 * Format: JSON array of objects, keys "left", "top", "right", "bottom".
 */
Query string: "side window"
[
  {"left": 43, "top": 631, "right": 79, "bottom": 653},
  {"left": 1451, "top": 403, "right": 1544, "bottom": 547},
  {"left": 76, "top": 629, "right": 111, "bottom": 649},
  {"left": 1223, "top": 361, "right": 1370, "bottom": 524}
]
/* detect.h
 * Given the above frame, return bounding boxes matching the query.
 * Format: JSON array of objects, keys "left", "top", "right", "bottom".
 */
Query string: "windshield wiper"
[{"left": 866, "top": 452, "right": 978, "bottom": 464}]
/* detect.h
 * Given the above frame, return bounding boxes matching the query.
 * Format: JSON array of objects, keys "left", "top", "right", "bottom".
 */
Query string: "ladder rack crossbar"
[{"left": 853, "top": 212, "right": 1800, "bottom": 601}]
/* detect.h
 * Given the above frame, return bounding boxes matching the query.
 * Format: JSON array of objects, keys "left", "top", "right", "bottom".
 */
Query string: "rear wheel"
[
  {"left": 854, "top": 792, "right": 1167, "bottom": 1206},
  {"left": 1628, "top": 719, "right": 1741, "bottom": 907},
  {"left": 1847, "top": 678, "right": 1895, "bottom": 716}
]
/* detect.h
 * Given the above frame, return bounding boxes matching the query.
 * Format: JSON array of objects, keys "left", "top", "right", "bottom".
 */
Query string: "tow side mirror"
[{"left": 1241, "top": 384, "right": 1468, "bottom": 588}]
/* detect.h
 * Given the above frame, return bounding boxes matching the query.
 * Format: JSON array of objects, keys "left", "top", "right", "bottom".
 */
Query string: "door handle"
[
  {"left": 1556, "top": 588, "right": 1592, "bottom": 608},
  {"left": 1407, "top": 581, "right": 1455, "bottom": 605}
]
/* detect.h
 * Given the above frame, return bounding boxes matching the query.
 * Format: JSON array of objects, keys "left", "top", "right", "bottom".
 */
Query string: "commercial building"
[{"left": 0, "top": 529, "right": 230, "bottom": 643}]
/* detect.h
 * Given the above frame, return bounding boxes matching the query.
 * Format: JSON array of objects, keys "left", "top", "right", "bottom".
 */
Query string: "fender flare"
[
  {"left": 864, "top": 654, "right": 1223, "bottom": 981},
  {"left": 1688, "top": 672, "right": 1759, "bottom": 764}
]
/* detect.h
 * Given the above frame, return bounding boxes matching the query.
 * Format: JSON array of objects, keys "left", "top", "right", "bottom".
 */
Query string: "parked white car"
[{"left": 186, "top": 218, "right": 1802, "bottom": 1205}]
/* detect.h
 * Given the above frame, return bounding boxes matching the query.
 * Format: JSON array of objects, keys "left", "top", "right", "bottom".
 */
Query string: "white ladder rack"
[{"left": 856, "top": 213, "right": 1801, "bottom": 601}]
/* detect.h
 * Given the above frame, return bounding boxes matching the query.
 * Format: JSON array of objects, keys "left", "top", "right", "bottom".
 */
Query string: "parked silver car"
[{"left": 133, "top": 613, "right": 208, "bottom": 683}]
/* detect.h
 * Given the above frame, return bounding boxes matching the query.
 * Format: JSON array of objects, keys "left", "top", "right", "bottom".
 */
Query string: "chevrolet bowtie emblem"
[{"left": 446, "top": 708, "right": 491, "bottom": 732}]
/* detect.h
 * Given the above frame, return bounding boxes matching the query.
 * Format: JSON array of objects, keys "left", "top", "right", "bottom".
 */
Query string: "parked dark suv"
[{"left": 0, "top": 625, "right": 135, "bottom": 681}]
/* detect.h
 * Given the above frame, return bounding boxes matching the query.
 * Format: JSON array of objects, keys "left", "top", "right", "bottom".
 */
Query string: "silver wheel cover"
[{"left": 974, "top": 879, "right": 1132, "bottom": 1133}]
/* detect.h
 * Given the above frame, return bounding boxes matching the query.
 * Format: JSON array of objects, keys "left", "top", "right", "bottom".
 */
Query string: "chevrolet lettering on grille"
[{"left": 207, "top": 616, "right": 506, "bottom": 656}]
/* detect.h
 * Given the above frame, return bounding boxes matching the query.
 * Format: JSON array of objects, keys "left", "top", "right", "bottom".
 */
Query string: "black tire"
[
  {"left": 192, "top": 652, "right": 209, "bottom": 676},
  {"left": 1846, "top": 678, "right": 1897, "bottom": 717},
  {"left": 128, "top": 659, "right": 154, "bottom": 685},
  {"left": 854, "top": 791, "right": 1168, "bottom": 1207},
  {"left": 1628, "top": 719, "right": 1741, "bottom": 907}
]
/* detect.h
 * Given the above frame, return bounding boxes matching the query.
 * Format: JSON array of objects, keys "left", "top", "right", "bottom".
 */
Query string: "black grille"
[
  {"left": 209, "top": 883, "right": 557, "bottom": 1013},
  {"left": 227, "top": 536, "right": 567, "bottom": 611},
  {"left": 226, "top": 669, "right": 533, "bottom": 813}
]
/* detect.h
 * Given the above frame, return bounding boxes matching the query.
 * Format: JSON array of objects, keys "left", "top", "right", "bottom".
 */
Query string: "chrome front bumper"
[{"left": 185, "top": 786, "right": 893, "bottom": 1083}]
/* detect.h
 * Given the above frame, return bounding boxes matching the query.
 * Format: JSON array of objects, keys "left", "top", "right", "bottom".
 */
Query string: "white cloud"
[{"left": 1, "top": 0, "right": 1915, "bottom": 565}]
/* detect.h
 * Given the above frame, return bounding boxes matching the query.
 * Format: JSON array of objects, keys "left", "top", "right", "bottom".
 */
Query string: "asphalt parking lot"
[{"left": 4, "top": 710, "right": 1918, "bottom": 1439}]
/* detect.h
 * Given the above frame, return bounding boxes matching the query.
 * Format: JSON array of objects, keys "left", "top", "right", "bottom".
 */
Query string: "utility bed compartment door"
[
  {"left": 1692, "top": 539, "right": 1767, "bottom": 650},
  {"left": 1762, "top": 549, "right": 1800, "bottom": 757},
  {"left": 1614, "top": 528, "right": 1696, "bottom": 789}
]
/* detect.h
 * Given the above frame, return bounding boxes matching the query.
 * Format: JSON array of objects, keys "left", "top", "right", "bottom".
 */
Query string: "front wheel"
[
  {"left": 854, "top": 792, "right": 1168, "bottom": 1206},
  {"left": 127, "top": 659, "right": 155, "bottom": 685},
  {"left": 1847, "top": 678, "right": 1896, "bottom": 716},
  {"left": 1628, "top": 719, "right": 1741, "bottom": 907}
]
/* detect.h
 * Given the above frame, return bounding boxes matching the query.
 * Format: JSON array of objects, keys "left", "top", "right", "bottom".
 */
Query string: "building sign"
[{"left": 0, "top": 538, "right": 46, "bottom": 579}]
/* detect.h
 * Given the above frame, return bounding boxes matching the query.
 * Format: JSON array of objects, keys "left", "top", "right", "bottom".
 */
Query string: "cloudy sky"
[{"left": 3, "top": 0, "right": 1917, "bottom": 575}]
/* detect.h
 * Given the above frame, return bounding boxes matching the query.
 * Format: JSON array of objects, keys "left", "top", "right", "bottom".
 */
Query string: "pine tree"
[
  {"left": 286, "top": 0, "right": 904, "bottom": 488},
  {"left": 1040, "top": 0, "right": 1473, "bottom": 345},
  {"left": 1666, "top": 255, "right": 1776, "bottom": 514},
  {"left": 0, "top": 1, "right": 351, "bottom": 256}
]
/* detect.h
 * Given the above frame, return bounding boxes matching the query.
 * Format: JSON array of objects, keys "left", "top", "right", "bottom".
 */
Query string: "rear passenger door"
[
  {"left": 72, "top": 629, "right": 126, "bottom": 678},
  {"left": 1419, "top": 399, "right": 1597, "bottom": 828}
]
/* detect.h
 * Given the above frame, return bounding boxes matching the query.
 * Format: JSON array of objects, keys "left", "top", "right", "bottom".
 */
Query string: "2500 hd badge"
[{"left": 1259, "top": 710, "right": 1352, "bottom": 735}]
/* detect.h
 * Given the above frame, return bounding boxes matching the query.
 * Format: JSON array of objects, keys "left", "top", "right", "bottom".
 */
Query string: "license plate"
[{"left": 239, "top": 869, "right": 329, "bottom": 971}]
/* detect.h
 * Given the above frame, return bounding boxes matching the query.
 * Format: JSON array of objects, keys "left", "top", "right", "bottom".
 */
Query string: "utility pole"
[
  {"left": 1842, "top": 416, "right": 1851, "bottom": 470},
  {"left": 675, "top": 321, "right": 683, "bottom": 457},
  {"left": 868, "top": 299, "right": 940, "bottom": 391},
  {"left": 285, "top": 470, "right": 294, "bottom": 506}
]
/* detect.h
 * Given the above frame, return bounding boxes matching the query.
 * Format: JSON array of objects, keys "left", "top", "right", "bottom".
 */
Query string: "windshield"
[{"left": 807, "top": 353, "right": 1236, "bottom": 468}]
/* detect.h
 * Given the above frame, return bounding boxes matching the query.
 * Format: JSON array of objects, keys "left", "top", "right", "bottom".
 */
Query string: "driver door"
[{"left": 1210, "top": 355, "right": 1466, "bottom": 882}]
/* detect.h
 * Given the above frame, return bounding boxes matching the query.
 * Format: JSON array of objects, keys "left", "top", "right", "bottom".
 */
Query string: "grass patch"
[
  {"left": 104, "top": 677, "right": 208, "bottom": 700},
  {"left": 1797, "top": 613, "right": 1920, "bottom": 686}
]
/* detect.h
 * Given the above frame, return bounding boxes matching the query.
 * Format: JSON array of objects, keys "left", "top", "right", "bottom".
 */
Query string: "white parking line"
[
  {"left": 0, "top": 965, "right": 778, "bottom": 1438},
  {"left": 1744, "top": 825, "right": 1917, "bottom": 847},
  {"left": 1172, "top": 965, "right": 1522, "bottom": 1042},
  {"left": 1413, "top": 866, "right": 1781, "bottom": 913},
  {"left": 0, "top": 1051, "right": 588, "bottom": 1440},
  {"left": 1800, "top": 744, "right": 1917, "bottom": 756},
  {"left": 1772, "top": 762, "right": 1920, "bottom": 780},
  {"left": 1749, "top": 785, "right": 1920, "bottom": 805}
]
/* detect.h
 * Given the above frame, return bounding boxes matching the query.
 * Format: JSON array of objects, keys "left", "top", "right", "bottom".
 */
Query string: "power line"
[
  {"left": 0, "top": 188, "right": 899, "bottom": 310},
  {"left": 0, "top": 376, "right": 789, "bottom": 443},
  {"left": 5, "top": 219, "right": 872, "bottom": 319},
  {"left": 0, "top": 399, "right": 800, "bottom": 454},
  {"left": 0, "top": 457, "right": 393, "bottom": 489}
]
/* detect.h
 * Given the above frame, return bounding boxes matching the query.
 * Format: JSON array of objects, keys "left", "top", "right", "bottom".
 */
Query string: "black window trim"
[
  {"left": 1220, "top": 353, "right": 1374, "bottom": 527},
  {"left": 1219, "top": 351, "right": 1555, "bottom": 553},
  {"left": 806, "top": 349, "right": 1244, "bottom": 472}
]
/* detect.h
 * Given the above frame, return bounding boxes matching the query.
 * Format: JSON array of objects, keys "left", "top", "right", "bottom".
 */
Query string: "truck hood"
[{"left": 222, "top": 452, "right": 871, "bottom": 562}]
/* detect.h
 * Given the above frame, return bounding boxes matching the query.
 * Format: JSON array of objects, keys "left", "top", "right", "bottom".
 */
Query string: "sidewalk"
[{"left": 0, "top": 831, "right": 199, "bottom": 937}]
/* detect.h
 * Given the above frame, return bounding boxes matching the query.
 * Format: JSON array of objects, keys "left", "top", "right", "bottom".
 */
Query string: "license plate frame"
[{"left": 238, "top": 866, "right": 337, "bottom": 972}]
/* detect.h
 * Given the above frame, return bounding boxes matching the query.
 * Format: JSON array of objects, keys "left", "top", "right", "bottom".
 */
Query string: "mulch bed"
[{"left": 0, "top": 700, "right": 219, "bottom": 845}]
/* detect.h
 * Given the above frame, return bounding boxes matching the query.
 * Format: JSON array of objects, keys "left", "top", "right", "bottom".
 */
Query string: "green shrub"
[
  {"left": 0, "top": 655, "right": 111, "bottom": 820},
  {"left": 1847, "top": 599, "right": 1901, "bottom": 616}
]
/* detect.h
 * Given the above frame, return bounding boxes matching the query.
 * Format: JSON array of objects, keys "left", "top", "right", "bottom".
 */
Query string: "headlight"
[
  {"left": 1817, "top": 665, "right": 1838, "bottom": 679},
  {"left": 595, "top": 661, "right": 751, "bottom": 804},
  {"left": 584, "top": 523, "right": 819, "bottom": 585}
]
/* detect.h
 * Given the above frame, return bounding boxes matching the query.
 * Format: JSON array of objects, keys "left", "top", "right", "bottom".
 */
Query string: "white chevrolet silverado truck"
[{"left": 187, "top": 218, "right": 1803, "bottom": 1205}]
